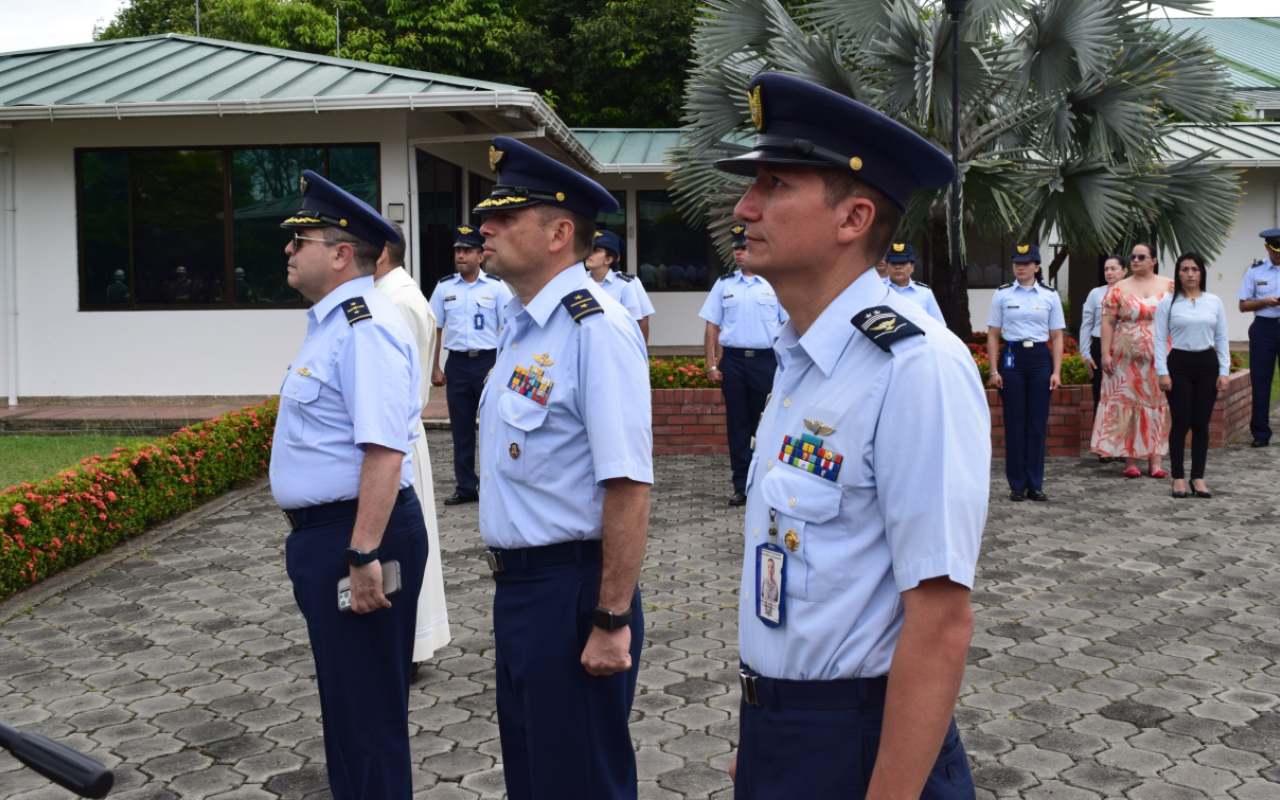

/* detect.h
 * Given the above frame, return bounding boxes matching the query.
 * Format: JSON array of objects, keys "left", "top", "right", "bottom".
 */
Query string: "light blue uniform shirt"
[
  {"left": 887, "top": 279, "right": 945, "bottom": 323},
  {"left": 1079, "top": 284, "right": 1108, "bottom": 355},
  {"left": 987, "top": 281, "right": 1066, "bottom": 342},
  {"left": 478, "top": 265, "right": 654, "bottom": 550},
  {"left": 1237, "top": 260, "right": 1280, "bottom": 319},
  {"left": 270, "top": 276, "right": 421, "bottom": 509},
  {"left": 428, "top": 270, "right": 512, "bottom": 351},
  {"left": 594, "top": 269, "right": 646, "bottom": 320},
  {"left": 739, "top": 270, "right": 990, "bottom": 681},
  {"left": 632, "top": 276, "right": 656, "bottom": 317},
  {"left": 699, "top": 271, "right": 788, "bottom": 349},
  {"left": 1154, "top": 292, "right": 1230, "bottom": 376}
]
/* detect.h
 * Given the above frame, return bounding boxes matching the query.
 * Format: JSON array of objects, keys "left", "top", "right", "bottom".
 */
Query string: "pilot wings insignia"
[
  {"left": 533, "top": 352, "right": 554, "bottom": 367},
  {"left": 804, "top": 419, "right": 836, "bottom": 436}
]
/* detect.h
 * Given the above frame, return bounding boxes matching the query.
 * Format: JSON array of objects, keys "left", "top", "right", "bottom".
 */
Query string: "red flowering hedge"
[{"left": 0, "top": 399, "right": 278, "bottom": 602}]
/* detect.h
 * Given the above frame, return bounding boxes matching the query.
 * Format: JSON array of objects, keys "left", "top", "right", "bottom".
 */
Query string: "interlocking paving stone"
[{"left": 2, "top": 429, "right": 1280, "bottom": 798}]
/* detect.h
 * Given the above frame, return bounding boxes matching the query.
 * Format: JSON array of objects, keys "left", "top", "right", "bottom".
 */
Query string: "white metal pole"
[
  {"left": 407, "top": 144, "right": 420, "bottom": 281},
  {"left": 2, "top": 146, "right": 17, "bottom": 407}
]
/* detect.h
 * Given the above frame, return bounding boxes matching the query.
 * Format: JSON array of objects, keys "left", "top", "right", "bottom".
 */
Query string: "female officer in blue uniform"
[{"left": 986, "top": 245, "right": 1065, "bottom": 501}]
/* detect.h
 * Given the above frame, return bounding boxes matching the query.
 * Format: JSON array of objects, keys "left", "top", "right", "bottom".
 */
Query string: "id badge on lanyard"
[
  {"left": 756, "top": 509, "right": 786, "bottom": 628},
  {"left": 1003, "top": 350, "right": 1015, "bottom": 370},
  {"left": 474, "top": 312, "right": 485, "bottom": 331}
]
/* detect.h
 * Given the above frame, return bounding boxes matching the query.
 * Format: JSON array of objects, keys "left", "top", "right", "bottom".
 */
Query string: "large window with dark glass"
[
  {"left": 635, "top": 190, "right": 725, "bottom": 292},
  {"left": 77, "top": 144, "right": 379, "bottom": 309},
  {"left": 417, "top": 150, "right": 463, "bottom": 286}
]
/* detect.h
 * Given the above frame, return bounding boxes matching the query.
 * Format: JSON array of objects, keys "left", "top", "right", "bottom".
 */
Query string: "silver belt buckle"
[
  {"left": 484, "top": 550, "right": 505, "bottom": 572},
  {"left": 1022, "top": 341, "right": 1034, "bottom": 348},
  {"left": 739, "top": 670, "right": 761, "bottom": 707},
  {"left": 468, "top": 350, "right": 481, "bottom": 357},
  {"left": 744, "top": 349, "right": 756, "bottom": 358}
]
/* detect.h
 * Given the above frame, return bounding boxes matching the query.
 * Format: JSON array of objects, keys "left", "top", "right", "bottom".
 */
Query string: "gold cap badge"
[
  {"left": 555, "top": 192, "right": 565, "bottom": 202},
  {"left": 850, "top": 157, "right": 863, "bottom": 171},
  {"left": 1017, "top": 245, "right": 1030, "bottom": 254},
  {"left": 594, "top": 231, "right": 604, "bottom": 238},
  {"left": 731, "top": 225, "right": 746, "bottom": 235},
  {"left": 458, "top": 226, "right": 474, "bottom": 235},
  {"left": 489, "top": 146, "right": 504, "bottom": 172},
  {"left": 299, "top": 176, "right": 309, "bottom": 194},
  {"left": 748, "top": 85, "right": 764, "bottom": 131},
  {"left": 892, "top": 243, "right": 905, "bottom": 253}
]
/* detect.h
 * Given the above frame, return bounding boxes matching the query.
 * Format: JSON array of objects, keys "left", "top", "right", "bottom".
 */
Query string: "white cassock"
[{"left": 375, "top": 265, "right": 451, "bottom": 660}]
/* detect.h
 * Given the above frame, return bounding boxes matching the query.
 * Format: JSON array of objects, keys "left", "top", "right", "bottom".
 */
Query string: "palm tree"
[{"left": 671, "top": 0, "right": 1242, "bottom": 335}]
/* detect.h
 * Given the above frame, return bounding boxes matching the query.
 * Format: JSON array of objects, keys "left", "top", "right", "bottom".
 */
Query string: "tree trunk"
[
  {"left": 926, "top": 209, "right": 973, "bottom": 338},
  {"left": 1047, "top": 245, "right": 1070, "bottom": 284}
]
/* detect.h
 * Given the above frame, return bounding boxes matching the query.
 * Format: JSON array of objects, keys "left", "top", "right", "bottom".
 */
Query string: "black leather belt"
[
  {"left": 739, "top": 666, "right": 888, "bottom": 710},
  {"left": 1004, "top": 341, "right": 1048, "bottom": 349},
  {"left": 485, "top": 539, "right": 601, "bottom": 573},
  {"left": 282, "top": 487, "right": 415, "bottom": 530},
  {"left": 723, "top": 347, "right": 774, "bottom": 359},
  {"left": 448, "top": 349, "right": 496, "bottom": 357}
]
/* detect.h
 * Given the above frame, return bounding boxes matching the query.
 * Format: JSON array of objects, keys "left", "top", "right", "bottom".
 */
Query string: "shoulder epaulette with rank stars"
[
  {"left": 617, "top": 272, "right": 634, "bottom": 282},
  {"left": 852, "top": 306, "right": 925, "bottom": 352},
  {"left": 562, "top": 291, "right": 604, "bottom": 322},
  {"left": 716, "top": 273, "right": 733, "bottom": 283},
  {"left": 1037, "top": 280, "right": 1052, "bottom": 290},
  {"left": 997, "top": 282, "right": 1013, "bottom": 290},
  {"left": 343, "top": 297, "right": 373, "bottom": 325}
]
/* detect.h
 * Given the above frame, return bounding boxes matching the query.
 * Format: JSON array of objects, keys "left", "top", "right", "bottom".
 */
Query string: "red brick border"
[{"left": 651, "top": 388, "right": 730, "bottom": 456}]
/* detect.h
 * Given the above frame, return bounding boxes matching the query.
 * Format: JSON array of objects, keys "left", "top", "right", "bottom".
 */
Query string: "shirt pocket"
[
  {"left": 756, "top": 293, "right": 780, "bottom": 321},
  {"left": 760, "top": 467, "right": 843, "bottom": 602},
  {"left": 721, "top": 292, "right": 740, "bottom": 321},
  {"left": 280, "top": 374, "right": 323, "bottom": 444},
  {"left": 496, "top": 390, "right": 551, "bottom": 484}
]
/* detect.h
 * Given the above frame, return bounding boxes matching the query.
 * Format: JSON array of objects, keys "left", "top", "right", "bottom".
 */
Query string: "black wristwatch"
[
  {"left": 592, "top": 606, "right": 632, "bottom": 631},
  {"left": 345, "top": 547, "right": 379, "bottom": 567}
]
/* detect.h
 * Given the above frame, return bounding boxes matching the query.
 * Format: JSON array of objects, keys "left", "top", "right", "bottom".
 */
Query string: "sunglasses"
[
  {"left": 292, "top": 233, "right": 341, "bottom": 250},
  {"left": 1129, "top": 254, "right": 1150, "bottom": 262}
]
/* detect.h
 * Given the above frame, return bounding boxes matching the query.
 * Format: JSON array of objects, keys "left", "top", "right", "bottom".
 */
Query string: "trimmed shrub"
[
  {"left": 0, "top": 400, "right": 277, "bottom": 601},
  {"left": 651, "top": 357, "right": 716, "bottom": 389}
]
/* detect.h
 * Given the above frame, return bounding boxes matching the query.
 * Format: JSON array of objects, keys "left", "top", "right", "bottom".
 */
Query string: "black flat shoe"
[
  {"left": 1252, "top": 438, "right": 1269, "bottom": 448},
  {"left": 1009, "top": 489, "right": 1026, "bottom": 502},
  {"left": 1172, "top": 490, "right": 1190, "bottom": 499},
  {"left": 444, "top": 493, "right": 478, "bottom": 506},
  {"left": 1028, "top": 489, "right": 1048, "bottom": 501},
  {"left": 1194, "top": 489, "right": 1213, "bottom": 499},
  {"left": 728, "top": 491, "right": 747, "bottom": 506}
]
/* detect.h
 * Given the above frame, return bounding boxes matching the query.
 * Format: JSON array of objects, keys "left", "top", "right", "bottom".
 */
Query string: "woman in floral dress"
[{"left": 1092, "top": 243, "right": 1176, "bottom": 477}]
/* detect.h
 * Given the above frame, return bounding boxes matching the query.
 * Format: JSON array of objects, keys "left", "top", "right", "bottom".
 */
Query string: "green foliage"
[
  {"left": 95, "top": 0, "right": 698, "bottom": 127},
  {"left": 0, "top": 401, "right": 277, "bottom": 601},
  {"left": 650, "top": 357, "right": 716, "bottom": 389}
]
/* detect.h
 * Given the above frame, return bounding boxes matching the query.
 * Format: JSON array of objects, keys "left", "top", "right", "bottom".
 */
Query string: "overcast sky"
[{"left": 0, "top": 0, "right": 1276, "bottom": 55}]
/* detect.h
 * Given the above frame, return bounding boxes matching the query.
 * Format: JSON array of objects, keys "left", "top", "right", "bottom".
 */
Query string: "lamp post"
[{"left": 944, "top": 0, "right": 966, "bottom": 330}]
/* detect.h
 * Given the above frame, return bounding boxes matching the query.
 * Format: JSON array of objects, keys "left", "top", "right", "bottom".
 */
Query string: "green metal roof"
[
  {"left": 1151, "top": 17, "right": 1280, "bottom": 89},
  {"left": 1166, "top": 122, "right": 1280, "bottom": 166},
  {"left": 571, "top": 129, "right": 679, "bottom": 169},
  {"left": 0, "top": 33, "right": 523, "bottom": 109}
]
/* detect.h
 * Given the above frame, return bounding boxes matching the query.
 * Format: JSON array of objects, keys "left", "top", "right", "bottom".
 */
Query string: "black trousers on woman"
[
  {"left": 1165, "top": 349, "right": 1219, "bottom": 480},
  {"left": 1089, "top": 340, "right": 1104, "bottom": 408}
]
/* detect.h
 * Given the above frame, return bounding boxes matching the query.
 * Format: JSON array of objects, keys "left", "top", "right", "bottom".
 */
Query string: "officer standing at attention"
[
  {"left": 885, "top": 243, "right": 945, "bottom": 323},
  {"left": 373, "top": 223, "right": 452, "bottom": 663},
  {"left": 587, "top": 229, "right": 655, "bottom": 342},
  {"left": 716, "top": 72, "right": 989, "bottom": 799},
  {"left": 1238, "top": 228, "right": 1280, "bottom": 447},
  {"left": 702, "top": 223, "right": 788, "bottom": 506},
  {"left": 272, "top": 171, "right": 427, "bottom": 800},
  {"left": 475, "top": 136, "right": 653, "bottom": 800},
  {"left": 429, "top": 225, "right": 513, "bottom": 505},
  {"left": 986, "top": 245, "right": 1065, "bottom": 501}
]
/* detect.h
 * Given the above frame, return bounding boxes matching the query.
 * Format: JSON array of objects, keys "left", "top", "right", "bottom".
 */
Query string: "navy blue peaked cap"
[
  {"left": 1011, "top": 244, "right": 1041, "bottom": 263},
  {"left": 453, "top": 224, "right": 485, "bottom": 249},
  {"left": 1262, "top": 228, "right": 1280, "bottom": 248},
  {"left": 885, "top": 243, "right": 915, "bottom": 263},
  {"left": 475, "top": 136, "right": 619, "bottom": 220},
  {"left": 715, "top": 73, "right": 955, "bottom": 213},
  {"left": 281, "top": 170, "right": 400, "bottom": 248},
  {"left": 728, "top": 223, "right": 748, "bottom": 248},
  {"left": 593, "top": 229, "right": 624, "bottom": 257}
]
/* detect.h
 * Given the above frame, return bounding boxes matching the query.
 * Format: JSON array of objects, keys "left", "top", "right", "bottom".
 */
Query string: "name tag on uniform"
[
  {"left": 756, "top": 543, "right": 786, "bottom": 628},
  {"left": 1007, "top": 305, "right": 1020, "bottom": 309},
  {"left": 723, "top": 294, "right": 734, "bottom": 299},
  {"left": 444, "top": 295, "right": 457, "bottom": 301},
  {"left": 1259, "top": 282, "right": 1269, "bottom": 287}
]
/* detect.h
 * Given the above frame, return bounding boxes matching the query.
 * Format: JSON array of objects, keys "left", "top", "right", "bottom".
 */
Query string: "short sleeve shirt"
[
  {"left": 1238, "top": 261, "right": 1280, "bottom": 319},
  {"left": 987, "top": 282, "right": 1065, "bottom": 341},
  {"left": 699, "top": 271, "right": 789, "bottom": 349},
  {"left": 428, "top": 271, "right": 513, "bottom": 350}
]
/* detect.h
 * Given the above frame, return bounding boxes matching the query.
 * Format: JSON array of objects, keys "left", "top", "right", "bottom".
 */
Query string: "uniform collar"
[
  {"left": 736, "top": 271, "right": 761, "bottom": 284},
  {"left": 776, "top": 269, "right": 888, "bottom": 378},
  {"left": 454, "top": 269, "right": 489, "bottom": 285},
  {"left": 1012, "top": 281, "right": 1041, "bottom": 293},
  {"left": 311, "top": 275, "right": 375, "bottom": 322},
  {"left": 522, "top": 263, "right": 591, "bottom": 328},
  {"left": 599, "top": 269, "right": 620, "bottom": 286},
  {"left": 888, "top": 280, "right": 914, "bottom": 292}
]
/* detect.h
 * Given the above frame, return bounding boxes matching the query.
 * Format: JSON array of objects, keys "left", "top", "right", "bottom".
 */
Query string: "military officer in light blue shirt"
[
  {"left": 587, "top": 229, "right": 655, "bottom": 342},
  {"left": 702, "top": 224, "right": 788, "bottom": 505},
  {"left": 885, "top": 243, "right": 945, "bottom": 323},
  {"left": 1238, "top": 228, "right": 1280, "bottom": 446},
  {"left": 474, "top": 136, "right": 653, "bottom": 800},
  {"left": 271, "top": 170, "right": 426, "bottom": 800},
  {"left": 715, "top": 72, "right": 988, "bottom": 799},
  {"left": 429, "top": 226, "right": 513, "bottom": 505}
]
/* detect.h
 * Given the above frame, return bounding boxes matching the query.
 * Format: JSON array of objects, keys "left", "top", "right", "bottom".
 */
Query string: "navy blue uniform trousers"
[
  {"left": 1248, "top": 317, "right": 1280, "bottom": 441},
  {"left": 492, "top": 544, "right": 644, "bottom": 800},
  {"left": 285, "top": 491, "right": 427, "bottom": 800},
  {"left": 736, "top": 699, "right": 974, "bottom": 798},
  {"left": 721, "top": 349, "right": 777, "bottom": 491},
  {"left": 445, "top": 349, "right": 496, "bottom": 497},
  {"left": 998, "top": 342, "right": 1052, "bottom": 491}
]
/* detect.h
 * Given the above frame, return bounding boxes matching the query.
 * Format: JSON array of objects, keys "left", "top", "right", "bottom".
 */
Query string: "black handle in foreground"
[{"left": 0, "top": 720, "right": 114, "bottom": 798}]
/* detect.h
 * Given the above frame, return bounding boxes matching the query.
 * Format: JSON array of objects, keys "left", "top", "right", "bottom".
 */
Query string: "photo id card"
[
  {"left": 755, "top": 543, "right": 786, "bottom": 628},
  {"left": 474, "top": 313, "right": 485, "bottom": 330},
  {"left": 1003, "top": 351, "right": 1015, "bottom": 370}
]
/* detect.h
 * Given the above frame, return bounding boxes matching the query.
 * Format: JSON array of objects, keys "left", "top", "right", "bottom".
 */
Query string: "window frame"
[{"left": 75, "top": 142, "right": 381, "bottom": 311}]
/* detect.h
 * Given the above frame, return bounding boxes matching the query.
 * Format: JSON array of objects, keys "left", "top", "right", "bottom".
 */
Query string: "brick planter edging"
[
  {"left": 651, "top": 388, "right": 730, "bottom": 455},
  {"left": 987, "top": 369, "right": 1253, "bottom": 459}
]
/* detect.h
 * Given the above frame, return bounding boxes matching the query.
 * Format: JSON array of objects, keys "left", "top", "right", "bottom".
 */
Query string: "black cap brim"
[{"left": 713, "top": 150, "right": 837, "bottom": 178}]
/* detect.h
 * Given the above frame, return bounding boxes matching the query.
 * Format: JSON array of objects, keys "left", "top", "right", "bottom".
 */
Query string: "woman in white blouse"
[
  {"left": 1081, "top": 256, "right": 1128, "bottom": 462},
  {"left": 1155, "top": 253, "right": 1230, "bottom": 498}
]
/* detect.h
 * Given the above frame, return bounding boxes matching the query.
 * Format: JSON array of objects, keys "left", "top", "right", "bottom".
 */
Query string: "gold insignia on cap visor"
[
  {"left": 458, "top": 226, "right": 474, "bottom": 235},
  {"left": 749, "top": 85, "right": 764, "bottom": 131},
  {"left": 1017, "top": 245, "right": 1030, "bottom": 254},
  {"left": 489, "top": 146, "right": 504, "bottom": 172},
  {"left": 892, "top": 243, "right": 906, "bottom": 253}
]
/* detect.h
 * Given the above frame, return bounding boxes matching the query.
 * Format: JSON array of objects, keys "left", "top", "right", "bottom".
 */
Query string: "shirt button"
[
  {"left": 292, "top": 389, "right": 297, "bottom": 394},
  {"left": 490, "top": 427, "right": 495, "bottom": 435},
  {"left": 514, "top": 412, "right": 520, "bottom": 421},
  {"left": 789, "top": 497, "right": 796, "bottom": 508},
  {"left": 485, "top": 471, "right": 489, "bottom": 478},
  {"left": 766, "top": 461, "right": 773, "bottom": 470},
  {"left": 783, "top": 398, "right": 791, "bottom": 408},
  {"left": 512, "top": 342, "right": 518, "bottom": 350}
]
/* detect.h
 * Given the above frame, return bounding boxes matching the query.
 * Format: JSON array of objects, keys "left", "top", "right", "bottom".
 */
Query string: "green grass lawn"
[{"left": 0, "top": 435, "right": 152, "bottom": 490}]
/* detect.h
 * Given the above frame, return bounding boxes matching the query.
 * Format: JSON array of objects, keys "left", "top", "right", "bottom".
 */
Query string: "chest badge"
[
  {"left": 295, "top": 366, "right": 312, "bottom": 377},
  {"left": 780, "top": 430, "right": 843, "bottom": 482},
  {"left": 508, "top": 363, "right": 554, "bottom": 405},
  {"left": 534, "top": 352, "right": 555, "bottom": 367},
  {"left": 784, "top": 529, "right": 800, "bottom": 552},
  {"left": 804, "top": 419, "right": 835, "bottom": 436},
  {"left": 509, "top": 443, "right": 521, "bottom": 459}
]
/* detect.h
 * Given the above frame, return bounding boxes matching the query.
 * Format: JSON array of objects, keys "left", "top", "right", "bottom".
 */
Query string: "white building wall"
[
  {"left": 4, "top": 110, "right": 414, "bottom": 399},
  {"left": 0, "top": 145, "right": 11, "bottom": 401},
  {"left": 1216, "top": 167, "right": 1280, "bottom": 341}
]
